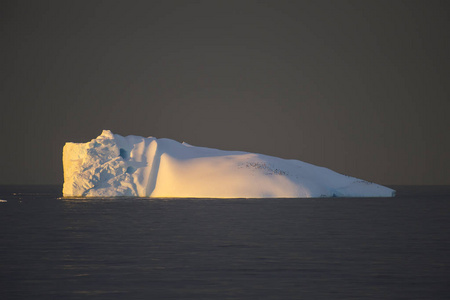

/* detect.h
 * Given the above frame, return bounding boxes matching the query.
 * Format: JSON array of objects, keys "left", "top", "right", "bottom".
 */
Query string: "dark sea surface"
[{"left": 0, "top": 185, "right": 449, "bottom": 299}]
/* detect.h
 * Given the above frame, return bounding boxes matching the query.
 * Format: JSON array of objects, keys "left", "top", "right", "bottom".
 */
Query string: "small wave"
[{"left": 13, "top": 193, "right": 55, "bottom": 196}]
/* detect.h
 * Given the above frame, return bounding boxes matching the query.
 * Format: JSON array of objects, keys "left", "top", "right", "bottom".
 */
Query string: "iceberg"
[{"left": 62, "top": 130, "right": 395, "bottom": 198}]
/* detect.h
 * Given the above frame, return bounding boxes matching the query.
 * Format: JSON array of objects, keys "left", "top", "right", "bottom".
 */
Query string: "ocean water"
[{"left": 0, "top": 185, "right": 449, "bottom": 299}]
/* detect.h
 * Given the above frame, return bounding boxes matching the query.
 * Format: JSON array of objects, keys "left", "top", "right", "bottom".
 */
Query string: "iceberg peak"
[{"left": 99, "top": 130, "right": 114, "bottom": 139}]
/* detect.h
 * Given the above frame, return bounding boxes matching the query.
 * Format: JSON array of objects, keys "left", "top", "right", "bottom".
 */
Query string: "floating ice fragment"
[{"left": 62, "top": 130, "right": 395, "bottom": 198}]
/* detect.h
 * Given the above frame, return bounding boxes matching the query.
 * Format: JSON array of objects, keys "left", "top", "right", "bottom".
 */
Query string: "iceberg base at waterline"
[{"left": 62, "top": 130, "right": 395, "bottom": 198}]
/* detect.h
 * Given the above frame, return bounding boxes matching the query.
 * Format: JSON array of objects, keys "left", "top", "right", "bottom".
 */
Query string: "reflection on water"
[{"left": 0, "top": 185, "right": 450, "bottom": 299}]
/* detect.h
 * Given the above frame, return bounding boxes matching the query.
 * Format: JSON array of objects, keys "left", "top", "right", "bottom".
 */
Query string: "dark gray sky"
[{"left": 1, "top": 0, "right": 449, "bottom": 185}]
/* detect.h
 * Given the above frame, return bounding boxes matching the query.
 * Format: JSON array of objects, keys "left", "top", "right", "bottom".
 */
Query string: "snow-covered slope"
[{"left": 62, "top": 130, "right": 395, "bottom": 198}]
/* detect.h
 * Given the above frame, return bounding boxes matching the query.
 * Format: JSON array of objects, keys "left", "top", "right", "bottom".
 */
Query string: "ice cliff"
[{"left": 62, "top": 130, "right": 395, "bottom": 198}]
